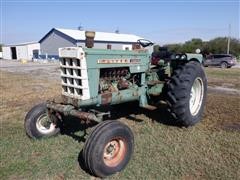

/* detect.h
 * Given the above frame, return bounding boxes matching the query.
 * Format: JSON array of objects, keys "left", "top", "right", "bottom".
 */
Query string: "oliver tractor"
[{"left": 24, "top": 32, "right": 207, "bottom": 177}]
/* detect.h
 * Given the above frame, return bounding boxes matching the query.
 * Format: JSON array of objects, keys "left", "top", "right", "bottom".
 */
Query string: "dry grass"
[
  {"left": 205, "top": 68, "right": 240, "bottom": 89},
  {"left": 0, "top": 69, "right": 240, "bottom": 179}
]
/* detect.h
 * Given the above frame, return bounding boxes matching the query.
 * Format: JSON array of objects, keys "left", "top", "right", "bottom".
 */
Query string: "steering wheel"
[{"left": 137, "top": 39, "right": 154, "bottom": 48}]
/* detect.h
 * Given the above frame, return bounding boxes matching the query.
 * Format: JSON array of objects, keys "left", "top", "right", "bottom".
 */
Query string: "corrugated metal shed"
[
  {"left": 56, "top": 28, "right": 143, "bottom": 43},
  {"left": 4, "top": 41, "right": 39, "bottom": 46},
  {"left": 39, "top": 28, "right": 145, "bottom": 57},
  {"left": 39, "top": 28, "right": 143, "bottom": 43},
  {"left": 2, "top": 42, "right": 40, "bottom": 60}
]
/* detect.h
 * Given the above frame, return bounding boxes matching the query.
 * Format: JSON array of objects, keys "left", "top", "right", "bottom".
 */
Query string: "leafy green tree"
[
  {"left": 164, "top": 44, "right": 182, "bottom": 53},
  {"left": 208, "top": 37, "right": 240, "bottom": 56},
  {"left": 165, "top": 37, "right": 240, "bottom": 57},
  {"left": 182, "top": 38, "right": 203, "bottom": 53}
]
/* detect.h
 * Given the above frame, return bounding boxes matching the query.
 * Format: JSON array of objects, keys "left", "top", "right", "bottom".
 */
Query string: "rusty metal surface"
[
  {"left": 61, "top": 95, "right": 100, "bottom": 108},
  {"left": 46, "top": 101, "right": 100, "bottom": 123},
  {"left": 101, "top": 93, "right": 112, "bottom": 105}
]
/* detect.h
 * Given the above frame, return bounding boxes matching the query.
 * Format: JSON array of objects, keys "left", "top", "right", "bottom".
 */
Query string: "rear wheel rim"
[
  {"left": 36, "top": 114, "right": 56, "bottom": 134},
  {"left": 103, "top": 138, "right": 126, "bottom": 167},
  {"left": 189, "top": 77, "right": 204, "bottom": 116}
]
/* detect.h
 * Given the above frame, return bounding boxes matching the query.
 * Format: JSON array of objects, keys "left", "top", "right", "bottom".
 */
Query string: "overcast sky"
[{"left": 1, "top": 0, "right": 239, "bottom": 45}]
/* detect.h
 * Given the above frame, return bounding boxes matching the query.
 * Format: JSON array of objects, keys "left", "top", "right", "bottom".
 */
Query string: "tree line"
[
  {"left": 165, "top": 37, "right": 240, "bottom": 57},
  {"left": 1, "top": 37, "right": 239, "bottom": 57}
]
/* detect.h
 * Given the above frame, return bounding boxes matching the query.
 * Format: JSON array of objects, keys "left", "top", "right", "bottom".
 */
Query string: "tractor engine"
[{"left": 99, "top": 68, "right": 140, "bottom": 93}]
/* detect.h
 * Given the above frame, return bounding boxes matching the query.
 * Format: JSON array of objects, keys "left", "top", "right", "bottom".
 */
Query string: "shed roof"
[
  {"left": 39, "top": 28, "right": 144, "bottom": 43},
  {"left": 3, "top": 41, "right": 39, "bottom": 47}
]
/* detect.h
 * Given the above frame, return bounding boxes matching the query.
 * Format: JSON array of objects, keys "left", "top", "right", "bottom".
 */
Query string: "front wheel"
[
  {"left": 165, "top": 61, "right": 207, "bottom": 127},
  {"left": 221, "top": 62, "right": 228, "bottom": 68},
  {"left": 24, "top": 103, "right": 60, "bottom": 139},
  {"left": 82, "top": 120, "right": 134, "bottom": 178}
]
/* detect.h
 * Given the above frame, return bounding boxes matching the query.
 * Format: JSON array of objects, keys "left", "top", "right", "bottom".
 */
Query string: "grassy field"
[
  {"left": 0, "top": 68, "right": 240, "bottom": 179},
  {"left": 205, "top": 68, "right": 240, "bottom": 89}
]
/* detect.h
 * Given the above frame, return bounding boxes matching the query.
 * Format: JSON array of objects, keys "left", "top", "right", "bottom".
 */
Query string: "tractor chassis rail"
[{"left": 46, "top": 101, "right": 101, "bottom": 123}]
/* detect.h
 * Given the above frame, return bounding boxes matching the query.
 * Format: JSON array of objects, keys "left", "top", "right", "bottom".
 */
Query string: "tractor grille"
[{"left": 60, "top": 57, "right": 90, "bottom": 100}]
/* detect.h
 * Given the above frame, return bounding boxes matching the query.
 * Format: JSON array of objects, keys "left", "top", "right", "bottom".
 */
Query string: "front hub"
[{"left": 103, "top": 138, "right": 127, "bottom": 167}]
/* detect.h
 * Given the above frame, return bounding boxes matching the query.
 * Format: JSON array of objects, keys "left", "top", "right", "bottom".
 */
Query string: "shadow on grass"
[
  {"left": 58, "top": 101, "right": 179, "bottom": 176},
  {"left": 59, "top": 116, "right": 96, "bottom": 143},
  {"left": 110, "top": 101, "right": 180, "bottom": 126},
  {"left": 59, "top": 101, "right": 179, "bottom": 143}
]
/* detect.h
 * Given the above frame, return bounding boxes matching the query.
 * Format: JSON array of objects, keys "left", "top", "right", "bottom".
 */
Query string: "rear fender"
[
  {"left": 170, "top": 53, "right": 203, "bottom": 74},
  {"left": 185, "top": 53, "right": 203, "bottom": 63}
]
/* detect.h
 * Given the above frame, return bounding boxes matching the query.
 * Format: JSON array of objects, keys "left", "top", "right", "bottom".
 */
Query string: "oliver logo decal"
[{"left": 98, "top": 59, "right": 141, "bottom": 64}]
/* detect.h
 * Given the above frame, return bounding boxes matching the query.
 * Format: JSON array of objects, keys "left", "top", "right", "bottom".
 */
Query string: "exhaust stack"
[{"left": 85, "top": 31, "right": 95, "bottom": 48}]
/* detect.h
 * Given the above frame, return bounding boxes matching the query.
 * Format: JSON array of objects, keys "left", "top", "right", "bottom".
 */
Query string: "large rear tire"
[
  {"left": 82, "top": 120, "right": 134, "bottom": 178},
  {"left": 24, "top": 103, "right": 60, "bottom": 139},
  {"left": 165, "top": 61, "right": 207, "bottom": 127}
]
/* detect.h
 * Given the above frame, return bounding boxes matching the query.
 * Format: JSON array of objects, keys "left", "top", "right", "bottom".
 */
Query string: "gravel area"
[{"left": 0, "top": 59, "right": 60, "bottom": 80}]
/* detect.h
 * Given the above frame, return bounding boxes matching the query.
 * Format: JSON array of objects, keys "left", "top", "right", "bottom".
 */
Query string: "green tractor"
[{"left": 24, "top": 32, "right": 207, "bottom": 177}]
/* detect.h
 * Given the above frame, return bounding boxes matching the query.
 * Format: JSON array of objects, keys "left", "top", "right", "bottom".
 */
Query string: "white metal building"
[
  {"left": 2, "top": 42, "right": 40, "bottom": 60},
  {"left": 39, "top": 28, "right": 144, "bottom": 58}
]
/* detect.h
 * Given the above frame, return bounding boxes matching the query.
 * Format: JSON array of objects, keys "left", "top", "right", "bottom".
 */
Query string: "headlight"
[
  {"left": 181, "top": 54, "right": 187, "bottom": 60},
  {"left": 175, "top": 54, "right": 180, "bottom": 59}
]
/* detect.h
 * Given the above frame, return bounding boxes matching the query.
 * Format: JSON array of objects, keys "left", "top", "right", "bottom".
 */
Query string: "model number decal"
[{"left": 98, "top": 59, "right": 141, "bottom": 64}]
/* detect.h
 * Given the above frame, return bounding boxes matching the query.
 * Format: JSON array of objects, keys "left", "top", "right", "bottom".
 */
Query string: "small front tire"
[
  {"left": 82, "top": 120, "right": 134, "bottom": 178},
  {"left": 24, "top": 103, "right": 60, "bottom": 139}
]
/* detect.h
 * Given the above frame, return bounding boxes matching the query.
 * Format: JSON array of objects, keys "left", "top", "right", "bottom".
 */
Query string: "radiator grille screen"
[{"left": 60, "top": 57, "right": 88, "bottom": 99}]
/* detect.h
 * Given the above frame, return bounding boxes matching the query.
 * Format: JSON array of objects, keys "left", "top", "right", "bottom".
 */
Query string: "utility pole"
[{"left": 227, "top": 24, "right": 231, "bottom": 54}]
